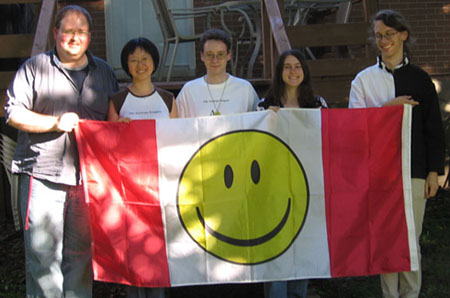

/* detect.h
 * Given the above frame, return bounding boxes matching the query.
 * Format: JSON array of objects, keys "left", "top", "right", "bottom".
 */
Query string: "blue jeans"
[
  {"left": 264, "top": 279, "right": 308, "bottom": 298},
  {"left": 20, "top": 174, "right": 92, "bottom": 298}
]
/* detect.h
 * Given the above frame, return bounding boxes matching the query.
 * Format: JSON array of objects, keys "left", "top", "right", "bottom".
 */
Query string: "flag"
[{"left": 75, "top": 105, "right": 416, "bottom": 287}]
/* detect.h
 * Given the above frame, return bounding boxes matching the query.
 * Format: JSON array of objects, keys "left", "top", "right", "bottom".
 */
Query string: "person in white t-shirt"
[
  {"left": 107, "top": 37, "right": 176, "bottom": 298},
  {"left": 176, "top": 28, "right": 259, "bottom": 117},
  {"left": 173, "top": 28, "right": 259, "bottom": 298},
  {"left": 108, "top": 37, "right": 177, "bottom": 123}
]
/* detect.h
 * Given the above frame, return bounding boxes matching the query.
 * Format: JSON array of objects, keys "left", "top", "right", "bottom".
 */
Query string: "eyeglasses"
[
  {"left": 375, "top": 31, "right": 399, "bottom": 41},
  {"left": 61, "top": 29, "right": 90, "bottom": 38},
  {"left": 203, "top": 52, "right": 228, "bottom": 60}
]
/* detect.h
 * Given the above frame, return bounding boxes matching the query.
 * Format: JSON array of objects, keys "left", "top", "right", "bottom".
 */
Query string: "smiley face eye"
[
  {"left": 224, "top": 164, "right": 233, "bottom": 188},
  {"left": 251, "top": 160, "right": 260, "bottom": 184}
]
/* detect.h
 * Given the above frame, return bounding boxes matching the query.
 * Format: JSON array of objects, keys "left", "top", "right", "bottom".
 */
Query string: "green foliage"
[
  {"left": 0, "top": 231, "right": 25, "bottom": 297},
  {"left": 312, "top": 195, "right": 450, "bottom": 298}
]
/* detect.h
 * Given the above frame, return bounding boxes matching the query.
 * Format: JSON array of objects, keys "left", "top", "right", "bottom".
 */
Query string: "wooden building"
[
  {"left": 1, "top": 0, "right": 449, "bottom": 109},
  {"left": 0, "top": 0, "right": 449, "bottom": 247}
]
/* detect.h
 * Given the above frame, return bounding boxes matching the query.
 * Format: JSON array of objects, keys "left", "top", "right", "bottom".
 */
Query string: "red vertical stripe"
[
  {"left": 24, "top": 176, "right": 33, "bottom": 231},
  {"left": 322, "top": 106, "right": 411, "bottom": 277},
  {"left": 75, "top": 120, "right": 170, "bottom": 287}
]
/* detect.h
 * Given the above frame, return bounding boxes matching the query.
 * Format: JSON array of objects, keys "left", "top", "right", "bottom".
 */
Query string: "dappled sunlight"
[
  {"left": 76, "top": 120, "right": 171, "bottom": 287},
  {"left": 432, "top": 78, "right": 442, "bottom": 94},
  {"left": 144, "top": 235, "right": 165, "bottom": 254},
  {"left": 86, "top": 163, "right": 108, "bottom": 199},
  {"left": 130, "top": 254, "right": 157, "bottom": 274},
  {"left": 211, "top": 262, "right": 247, "bottom": 280},
  {"left": 433, "top": 78, "right": 450, "bottom": 113},
  {"left": 160, "top": 143, "right": 197, "bottom": 167},
  {"left": 129, "top": 254, "right": 161, "bottom": 281},
  {"left": 92, "top": 198, "right": 169, "bottom": 286},
  {"left": 443, "top": 4, "right": 450, "bottom": 14},
  {"left": 176, "top": 130, "right": 308, "bottom": 265},
  {"left": 102, "top": 204, "right": 123, "bottom": 230},
  {"left": 203, "top": 209, "right": 224, "bottom": 232},
  {"left": 128, "top": 213, "right": 150, "bottom": 236}
]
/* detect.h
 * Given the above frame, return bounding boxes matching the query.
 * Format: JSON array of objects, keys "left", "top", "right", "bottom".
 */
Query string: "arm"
[
  {"left": 8, "top": 107, "right": 79, "bottom": 133},
  {"left": 348, "top": 77, "right": 367, "bottom": 108},
  {"left": 5, "top": 58, "right": 78, "bottom": 133},
  {"left": 107, "top": 100, "right": 119, "bottom": 122},
  {"left": 268, "top": 106, "right": 280, "bottom": 112},
  {"left": 423, "top": 77, "right": 446, "bottom": 180},
  {"left": 175, "top": 87, "right": 187, "bottom": 118},
  {"left": 170, "top": 97, "right": 178, "bottom": 118},
  {"left": 348, "top": 75, "right": 417, "bottom": 108},
  {"left": 425, "top": 171, "right": 439, "bottom": 199},
  {"left": 258, "top": 97, "right": 280, "bottom": 112},
  {"left": 381, "top": 95, "right": 419, "bottom": 107},
  {"left": 107, "top": 101, "right": 130, "bottom": 123}
]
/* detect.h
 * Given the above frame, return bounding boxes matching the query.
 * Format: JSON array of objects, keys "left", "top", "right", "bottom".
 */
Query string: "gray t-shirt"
[{"left": 5, "top": 50, "right": 119, "bottom": 185}]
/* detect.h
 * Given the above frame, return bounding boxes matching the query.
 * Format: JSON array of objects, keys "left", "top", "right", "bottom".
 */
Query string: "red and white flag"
[{"left": 75, "top": 106, "right": 416, "bottom": 287}]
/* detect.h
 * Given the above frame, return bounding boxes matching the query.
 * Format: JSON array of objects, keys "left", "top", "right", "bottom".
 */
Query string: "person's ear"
[
  {"left": 200, "top": 51, "right": 206, "bottom": 63},
  {"left": 53, "top": 27, "right": 59, "bottom": 40},
  {"left": 400, "top": 30, "right": 408, "bottom": 42}
]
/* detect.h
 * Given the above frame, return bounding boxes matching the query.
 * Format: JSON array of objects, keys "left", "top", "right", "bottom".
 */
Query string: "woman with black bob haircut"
[
  {"left": 259, "top": 49, "right": 326, "bottom": 110},
  {"left": 121, "top": 37, "right": 160, "bottom": 77},
  {"left": 108, "top": 37, "right": 177, "bottom": 123}
]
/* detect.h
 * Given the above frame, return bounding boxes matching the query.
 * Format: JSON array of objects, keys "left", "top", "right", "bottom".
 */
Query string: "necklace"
[{"left": 204, "top": 75, "right": 228, "bottom": 115}]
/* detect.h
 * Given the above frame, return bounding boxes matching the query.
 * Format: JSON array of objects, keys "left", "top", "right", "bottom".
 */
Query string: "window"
[{"left": 105, "top": 0, "right": 196, "bottom": 80}]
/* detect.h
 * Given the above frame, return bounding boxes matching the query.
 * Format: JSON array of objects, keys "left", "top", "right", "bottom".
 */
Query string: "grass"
[
  {"left": 1, "top": 191, "right": 449, "bottom": 297},
  {"left": 311, "top": 188, "right": 450, "bottom": 298}
]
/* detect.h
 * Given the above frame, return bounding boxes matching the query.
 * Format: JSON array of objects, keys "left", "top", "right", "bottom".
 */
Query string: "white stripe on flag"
[
  {"left": 401, "top": 105, "right": 418, "bottom": 271},
  {"left": 156, "top": 110, "right": 331, "bottom": 286}
]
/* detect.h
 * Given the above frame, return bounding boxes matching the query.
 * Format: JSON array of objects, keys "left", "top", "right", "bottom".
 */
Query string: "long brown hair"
[{"left": 263, "top": 49, "right": 322, "bottom": 108}]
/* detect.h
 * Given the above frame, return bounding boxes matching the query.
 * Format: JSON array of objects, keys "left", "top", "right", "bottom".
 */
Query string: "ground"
[{"left": 1, "top": 190, "right": 449, "bottom": 297}]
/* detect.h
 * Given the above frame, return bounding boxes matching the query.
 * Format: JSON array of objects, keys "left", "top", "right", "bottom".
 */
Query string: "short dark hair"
[
  {"left": 120, "top": 37, "right": 160, "bottom": 77},
  {"left": 55, "top": 5, "right": 93, "bottom": 32},
  {"left": 199, "top": 28, "right": 231, "bottom": 52},
  {"left": 372, "top": 9, "right": 412, "bottom": 55}
]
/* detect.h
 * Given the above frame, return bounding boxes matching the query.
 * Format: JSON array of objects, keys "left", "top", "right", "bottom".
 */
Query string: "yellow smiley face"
[{"left": 177, "top": 130, "right": 309, "bottom": 264}]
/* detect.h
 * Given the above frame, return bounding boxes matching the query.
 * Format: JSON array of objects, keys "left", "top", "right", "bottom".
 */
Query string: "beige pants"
[{"left": 381, "top": 178, "right": 426, "bottom": 298}]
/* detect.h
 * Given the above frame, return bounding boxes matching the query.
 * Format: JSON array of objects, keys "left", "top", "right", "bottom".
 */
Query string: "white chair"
[
  {"left": 152, "top": 0, "right": 217, "bottom": 82},
  {"left": 152, "top": 0, "right": 261, "bottom": 81},
  {"left": 215, "top": 1, "right": 261, "bottom": 78}
]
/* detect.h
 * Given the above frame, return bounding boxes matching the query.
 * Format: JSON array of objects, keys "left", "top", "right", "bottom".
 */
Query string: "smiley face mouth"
[{"left": 196, "top": 198, "right": 291, "bottom": 247}]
